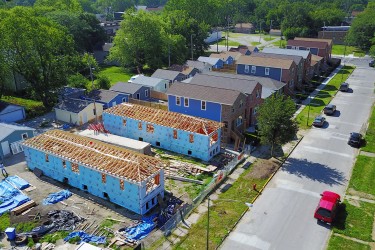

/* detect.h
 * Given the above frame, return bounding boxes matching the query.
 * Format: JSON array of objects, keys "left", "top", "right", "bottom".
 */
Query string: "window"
[
  {"left": 232, "top": 108, "right": 235, "bottom": 113},
  {"left": 188, "top": 150, "right": 192, "bottom": 155},
  {"left": 176, "top": 97, "right": 181, "bottom": 106},
  {"left": 123, "top": 119, "right": 127, "bottom": 126},
  {"left": 189, "top": 134, "right": 194, "bottom": 143},
  {"left": 45, "top": 154, "right": 49, "bottom": 162},
  {"left": 173, "top": 130, "right": 178, "bottom": 139},
  {"left": 156, "top": 141, "right": 160, "bottom": 147},
  {"left": 201, "top": 101, "right": 206, "bottom": 110},
  {"left": 184, "top": 98, "right": 189, "bottom": 107},
  {"left": 136, "top": 93, "right": 140, "bottom": 100},
  {"left": 265, "top": 68, "right": 270, "bottom": 76},
  {"left": 223, "top": 121, "right": 228, "bottom": 128},
  {"left": 154, "top": 174, "right": 160, "bottom": 185},
  {"left": 253, "top": 106, "right": 259, "bottom": 115},
  {"left": 103, "top": 192, "right": 109, "bottom": 199},
  {"left": 290, "top": 80, "right": 294, "bottom": 88},
  {"left": 102, "top": 173, "right": 106, "bottom": 183},
  {"left": 236, "top": 116, "right": 243, "bottom": 127},
  {"left": 139, "top": 137, "right": 143, "bottom": 141},
  {"left": 120, "top": 179, "right": 124, "bottom": 190},
  {"left": 239, "top": 99, "right": 243, "bottom": 108},
  {"left": 21, "top": 133, "right": 28, "bottom": 140},
  {"left": 122, "top": 97, "right": 127, "bottom": 102},
  {"left": 256, "top": 89, "right": 261, "bottom": 98},
  {"left": 244, "top": 65, "right": 249, "bottom": 73},
  {"left": 138, "top": 122, "right": 142, "bottom": 130},
  {"left": 145, "top": 89, "right": 149, "bottom": 97},
  {"left": 62, "top": 160, "right": 66, "bottom": 168},
  {"left": 251, "top": 66, "right": 256, "bottom": 74},
  {"left": 146, "top": 124, "right": 154, "bottom": 133},
  {"left": 146, "top": 202, "right": 149, "bottom": 210},
  {"left": 83, "top": 185, "right": 88, "bottom": 190},
  {"left": 72, "top": 163, "right": 79, "bottom": 173}
]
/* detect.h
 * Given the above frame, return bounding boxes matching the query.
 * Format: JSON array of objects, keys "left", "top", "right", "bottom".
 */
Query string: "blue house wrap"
[
  {"left": 23, "top": 130, "right": 164, "bottom": 215},
  {"left": 103, "top": 103, "right": 223, "bottom": 161}
]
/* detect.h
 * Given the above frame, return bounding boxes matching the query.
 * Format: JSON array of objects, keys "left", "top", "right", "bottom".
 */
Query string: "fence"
[
  {"left": 128, "top": 98, "right": 168, "bottom": 110},
  {"left": 150, "top": 90, "right": 168, "bottom": 101},
  {"left": 142, "top": 149, "right": 249, "bottom": 249}
]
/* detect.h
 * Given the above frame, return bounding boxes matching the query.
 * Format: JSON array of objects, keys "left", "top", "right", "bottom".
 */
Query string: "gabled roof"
[
  {"left": 311, "top": 55, "right": 324, "bottom": 62},
  {"left": 22, "top": 130, "right": 162, "bottom": 183},
  {"left": 237, "top": 55, "right": 294, "bottom": 69},
  {"left": 0, "top": 101, "right": 24, "bottom": 114},
  {"left": 198, "top": 56, "right": 222, "bottom": 65},
  {"left": 110, "top": 82, "right": 145, "bottom": 94},
  {"left": 188, "top": 73, "right": 259, "bottom": 94},
  {"left": 55, "top": 99, "right": 92, "bottom": 113},
  {"left": 287, "top": 39, "right": 328, "bottom": 49},
  {"left": 167, "top": 82, "right": 243, "bottom": 106},
  {"left": 210, "top": 53, "right": 236, "bottom": 61},
  {"left": 58, "top": 87, "right": 86, "bottom": 97},
  {"left": 132, "top": 75, "right": 166, "bottom": 87},
  {"left": 223, "top": 51, "right": 242, "bottom": 60},
  {"left": 262, "top": 48, "right": 311, "bottom": 60},
  {"left": 86, "top": 89, "right": 126, "bottom": 103},
  {"left": 151, "top": 69, "right": 184, "bottom": 81},
  {"left": 251, "top": 52, "right": 303, "bottom": 65},
  {"left": 0, "top": 122, "right": 35, "bottom": 141},
  {"left": 235, "top": 23, "right": 254, "bottom": 28},
  {"left": 186, "top": 60, "right": 212, "bottom": 69},
  {"left": 294, "top": 37, "right": 332, "bottom": 46}
]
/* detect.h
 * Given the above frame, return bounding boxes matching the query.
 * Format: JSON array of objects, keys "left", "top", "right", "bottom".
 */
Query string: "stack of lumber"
[{"left": 11, "top": 200, "right": 36, "bottom": 215}]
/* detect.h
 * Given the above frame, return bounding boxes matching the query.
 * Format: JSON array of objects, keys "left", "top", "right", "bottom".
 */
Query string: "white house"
[{"left": 132, "top": 75, "right": 170, "bottom": 93}]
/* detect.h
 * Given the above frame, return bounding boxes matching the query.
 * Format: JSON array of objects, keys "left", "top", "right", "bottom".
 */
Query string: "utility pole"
[
  {"left": 259, "top": 20, "right": 262, "bottom": 43},
  {"left": 191, "top": 34, "right": 194, "bottom": 61},
  {"left": 88, "top": 58, "right": 98, "bottom": 123},
  {"left": 168, "top": 44, "right": 171, "bottom": 67},
  {"left": 226, "top": 15, "right": 230, "bottom": 51},
  {"left": 269, "top": 20, "right": 273, "bottom": 39}
]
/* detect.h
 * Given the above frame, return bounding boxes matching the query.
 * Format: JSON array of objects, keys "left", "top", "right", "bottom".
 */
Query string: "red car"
[{"left": 314, "top": 191, "right": 341, "bottom": 224}]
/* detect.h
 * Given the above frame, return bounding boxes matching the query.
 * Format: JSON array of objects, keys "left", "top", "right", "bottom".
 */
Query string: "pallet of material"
[{"left": 11, "top": 200, "right": 37, "bottom": 215}]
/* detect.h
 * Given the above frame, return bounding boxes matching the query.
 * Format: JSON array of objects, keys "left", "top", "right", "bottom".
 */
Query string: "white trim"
[
  {"left": 265, "top": 67, "right": 270, "bottom": 75},
  {"left": 244, "top": 65, "right": 249, "bottom": 73},
  {"left": 251, "top": 66, "right": 256, "bottom": 74}
]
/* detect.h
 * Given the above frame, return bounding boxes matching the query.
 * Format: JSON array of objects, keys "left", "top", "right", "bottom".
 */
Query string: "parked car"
[
  {"left": 348, "top": 132, "right": 363, "bottom": 147},
  {"left": 339, "top": 82, "right": 349, "bottom": 92},
  {"left": 370, "top": 60, "right": 374, "bottom": 67},
  {"left": 312, "top": 115, "right": 326, "bottom": 127},
  {"left": 323, "top": 104, "right": 336, "bottom": 115},
  {"left": 314, "top": 191, "right": 341, "bottom": 224}
]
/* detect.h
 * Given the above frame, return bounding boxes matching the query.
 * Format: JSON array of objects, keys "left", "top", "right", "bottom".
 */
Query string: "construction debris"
[{"left": 11, "top": 200, "right": 36, "bottom": 215}]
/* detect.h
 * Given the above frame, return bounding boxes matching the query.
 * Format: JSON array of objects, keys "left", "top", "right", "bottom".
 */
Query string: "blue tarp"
[
  {"left": 0, "top": 179, "right": 30, "bottom": 215},
  {"left": 6, "top": 176, "right": 30, "bottom": 190},
  {"left": 64, "top": 231, "right": 106, "bottom": 244},
  {"left": 43, "top": 190, "right": 72, "bottom": 205},
  {"left": 124, "top": 215, "right": 157, "bottom": 240}
]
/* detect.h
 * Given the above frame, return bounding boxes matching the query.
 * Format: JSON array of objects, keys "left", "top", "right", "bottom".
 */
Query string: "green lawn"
[
  {"left": 263, "top": 37, "right": 276, "bottom": 42},
  {"left": 228, "top": 32, "right": 250, "bottom": 38},
  {"left": 348, "top": 155, "right": 375, "bottom": 196},
  {"left": 97, "top": 66, "right": 134, "bottom": 86},
  {"left": 332, "top": 45, "right": 365, "bottom": 56},
  {"left": 251, "top": 42, "right": 261, "bottom": 46},
  {"left": 171, "top": 161, "right": 269, "bottom": 250},
  {"left": 0, "top": 95, "right": 47, "bottom": 119},
  {"left": 272, "top": 39, "right": 286, "bottom": 48},
  {"left": 327, "top": 235, "right": 370, "bottom": 250},
  {"left": 217, "top": 39, "right": 242, "bottom": 46},
  {"left": 295, "top": 66, "right": 355, "bottom": 129},
  {"left": 362, "top": 103, "right": 375, "bottom": 152},
  {"left": 333, "top": 201, "right": 375, "bottom": 242}
]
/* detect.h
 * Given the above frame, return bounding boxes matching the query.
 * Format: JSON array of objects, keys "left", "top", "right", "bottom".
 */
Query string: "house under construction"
[
  {"left": 103, "top": 103, "right": 223, "bottom": 161},
  {"left": 22, "top": 130, "right": 164, "bottom": 215}
]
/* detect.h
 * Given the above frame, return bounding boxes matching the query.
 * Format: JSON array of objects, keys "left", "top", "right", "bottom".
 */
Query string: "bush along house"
[
  {"left": 22, "top": 130, "right": 164, "bottom": 215},
  {"left": 103, "top": 103, "right": 223, "bottom": 161}
]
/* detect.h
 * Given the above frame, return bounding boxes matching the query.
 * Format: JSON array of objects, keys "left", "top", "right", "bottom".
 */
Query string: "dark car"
[
  {"left": 312, "top": 115, "right": 326, "bottom": 127},
  {"left": 339, "top": 82, "right": 349, "bottom": 92},
  {"left": 348, "top": 132, "right": 363, "bottom": 147},
  {"left": 314, "top": 191, "right": 341, "bottom": 224},
  {"left": 323, "top": 104, "right": 336, "bottom": 115},
  {"left": 370, "top": 60, "right": 374, "bottom": 67}
]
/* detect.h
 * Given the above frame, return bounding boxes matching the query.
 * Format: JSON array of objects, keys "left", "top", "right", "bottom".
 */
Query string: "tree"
[
  {"left": 34, "top": 0, "right": 83, "bottom": 12},
  {"left": 0, "top": 7, "right": 79, "bottom": 109},
  {"left": 257, "top": 94, "right": 298, "bottom": 156},
  {"left": 67, "top": 73, "right": 88, "bottom": 89},
  {"left": 96, "top": 76, "right": 110, "bottom": 89}
]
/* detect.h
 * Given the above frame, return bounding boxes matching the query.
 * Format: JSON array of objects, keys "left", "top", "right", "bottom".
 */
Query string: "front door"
[{"left": 1, "top": 141, "right": 10, "bottom": 156}]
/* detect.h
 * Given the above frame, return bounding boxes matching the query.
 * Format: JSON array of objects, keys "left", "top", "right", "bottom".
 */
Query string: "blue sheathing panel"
[
  {"left": 167, "top": 96, "right": 221, "bottom": 122},
  {"left": 23, "top": 147, "right": 164, "bottom": 215},
  {"left": 237, "top": 64, "right": 281, "bottom": 81},
  {"left": 102, "top": 113, "right": 221, "bottom": 161}
]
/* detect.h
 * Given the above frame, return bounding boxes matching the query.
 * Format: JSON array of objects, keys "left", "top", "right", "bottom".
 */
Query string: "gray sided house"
[
  {"left": 151, "top": 69, "right": 188, "bottom": 83},
  {"left": 132, "top": 75, "right": 170, "bottom": 93},
  {"left": 0, "top": 122, "right": 35, "bottom": 160},
  {"left": 185, "top": 60, "right": 213, "bottom": 73},
  {"left": 110, "top": 82, "right": 151, "bottom": 100},
  {"left": 0, "top": 101, "right": 26, "bottom": 123},
  {"left": 197, "top": 57, "right": 224, "bottom": 69}
]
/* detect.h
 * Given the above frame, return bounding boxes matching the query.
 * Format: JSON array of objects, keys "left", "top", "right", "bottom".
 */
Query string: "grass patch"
[
  {"left": 0, "top": 95, "right": 47, "bottom": 119},
  {"left": 353, "top": 51, "right": 366, "bottom": 57},
  {"left": 251, "top": 42, "right": 261, "bottom": 46},
  {"left": 295, "top": 65, "right": 355, "bottom": 129},
  {"left": 217, "top": 39, "right": 242, "bottom": 46},
  {"left": 40, "top": 231, "right": 70, "bottom": 244},
  {"left": 333, "top": 201, "right": 375, "bottom": 242},
  {"left": 363, "top": 103, "right": 375, "bottom": 152},
  {"left": 332, "top": 45, "right": 365, "bottom": 56},
  {"left": 327, "top": 235, "right": 370, "bottom": 250},
  {"left": 272, "top": 39, "right": 286, "bottom": 48},
  {"left": 0, "top": 213, "right": 10, "bottom": 231},
  {"left": 263, "top": 37, "right": 276, "bottom": 42},
  {"left": 153, "top": 148, "right": 206, "bottom": 168},
  {"left": 348, "top": 155, "right": 375, "bottom": 196},
  {"left": 227, "top": 32, "right": 248, "bottom": 38},
  {"left": 173, "top": 160, "right": 269, "bottom": 250},
  {"left": 15, "top": 221, "right": 38, "bottom": 233},
  {"left": 97, "top": 66, "right": 133, "bottom": 86}
]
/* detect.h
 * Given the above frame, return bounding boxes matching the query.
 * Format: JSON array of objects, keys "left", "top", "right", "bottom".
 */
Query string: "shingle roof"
[
  {"left": 294, "top": 37, "right": 332, "bottom": 46},
  {"left": 55, "top": 99, "right": 92, "bottom": 113},
  {"left": 167, "top": 82, "right": 243, "bottom": 105},
  {"left": 151, "top": 69, "right": 183, "bottom": 81},
  {"left": 262, "top": 48, "right": 310, "bottom": 59},
  {"left": 110, "top": 82, "right": 144, "bottom": 94},
  {"left": 210, "top": 53, "right": 232, "bottom": 61},
  {"left": 198, "top": 56, "right": 222, "bottom": 65},
  {"left": 86, "top": 89, "right": 125, "bottom": 103},
  {"left": 186, "top": 60, "right": 212, "bottom": 69},
  {"left": 311, "top": 55, "right": 324, "bottom": 62},
  {"left": 188, "top": 73, "right": 258, "bottom": 94},
  {"left": 251, "top": 52, "right": 303, "bottom": 65},
  {"left": 237, "top": 55, "right": 294, "bottom": 69},
  {"left": 132, "top": 75, "right": 166, "bottom": 87},
  {"left": 0, "top": 122, "right": 35, "bottom": 141},
  {"left": 287, "top": 39, "right": 328, "bottom": 49}
]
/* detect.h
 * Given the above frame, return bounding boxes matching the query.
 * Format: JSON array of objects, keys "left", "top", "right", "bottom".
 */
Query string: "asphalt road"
[{"left": 220, "top": 60, "right": 375, "bottom": 250}]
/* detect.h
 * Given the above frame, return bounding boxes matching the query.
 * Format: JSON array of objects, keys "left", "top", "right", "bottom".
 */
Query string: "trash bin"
[{"left": 5, "top": 227, "right": 16, "bottom": 241}]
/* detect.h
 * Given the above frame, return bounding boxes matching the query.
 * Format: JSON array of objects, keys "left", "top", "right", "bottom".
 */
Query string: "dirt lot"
[{"left": 246, "top": 158, "right": 282, "bottom": 179}]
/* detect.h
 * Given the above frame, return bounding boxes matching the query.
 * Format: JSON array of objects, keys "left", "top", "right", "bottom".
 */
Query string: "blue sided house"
[
  {"left": 83, "top": 89, "right": 129, "bottom": 109},
  {"left": 110, "top": 82, "right": 151, "bottom": 101},
  {"left": 197, "top": 56, "right": 224, "bottom": 69},
  {"left": 22, "top": 130, "right": 164, "bottom": 215},
  {"left": 103, "top": 103, "right": 223, "bottom": 161}
]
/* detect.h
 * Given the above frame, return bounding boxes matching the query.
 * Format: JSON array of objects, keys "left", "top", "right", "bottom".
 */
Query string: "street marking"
[
  {"left": 274, "top": 179, "right": 321, "bottom": 198},
  {"left": 300, "top": 145, "right": 353, "bottom": 158},
  {"left": 226, "top": 232, "right": 271, "bottom": 250},
  {"left": 327, "top": 121, "right": 363, "bottom": 127}
]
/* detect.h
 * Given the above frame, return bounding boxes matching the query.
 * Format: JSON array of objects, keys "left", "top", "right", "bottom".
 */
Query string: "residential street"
[{"left": 220, "top": 59, "right": 375, "bottom": 250}]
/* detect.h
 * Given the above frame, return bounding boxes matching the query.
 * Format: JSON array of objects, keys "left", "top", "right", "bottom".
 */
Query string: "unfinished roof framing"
[
  {"left": 105, "top": 103, "right": 223, "bottom": 136},
  {"left": 23, "top": 130, "right": 162, "bottom": 183}
]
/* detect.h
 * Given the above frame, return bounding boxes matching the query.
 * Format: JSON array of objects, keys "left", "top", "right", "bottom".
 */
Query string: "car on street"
[
  {"left": 339, "top": 82, "right": 349, "bottom": 92},
  {"left": 312, "top": 115, "right": 326, "bottom": 127},
  {"left": 323, "top": 104, "right": 336, "bottom": 115},
  {"left": 314, "top": 191, "right": 341, "bottom": 224},
  {"left": 370, "top": 60, "right": 374, "bottom": 67},
  {"left": 348, "top": 132, "right": 363, "bottom": 147}
]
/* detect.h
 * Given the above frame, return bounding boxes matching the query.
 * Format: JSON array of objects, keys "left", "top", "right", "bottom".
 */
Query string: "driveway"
[{"left": 220, "top": 61, "right": 375, "bottom": 250}]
